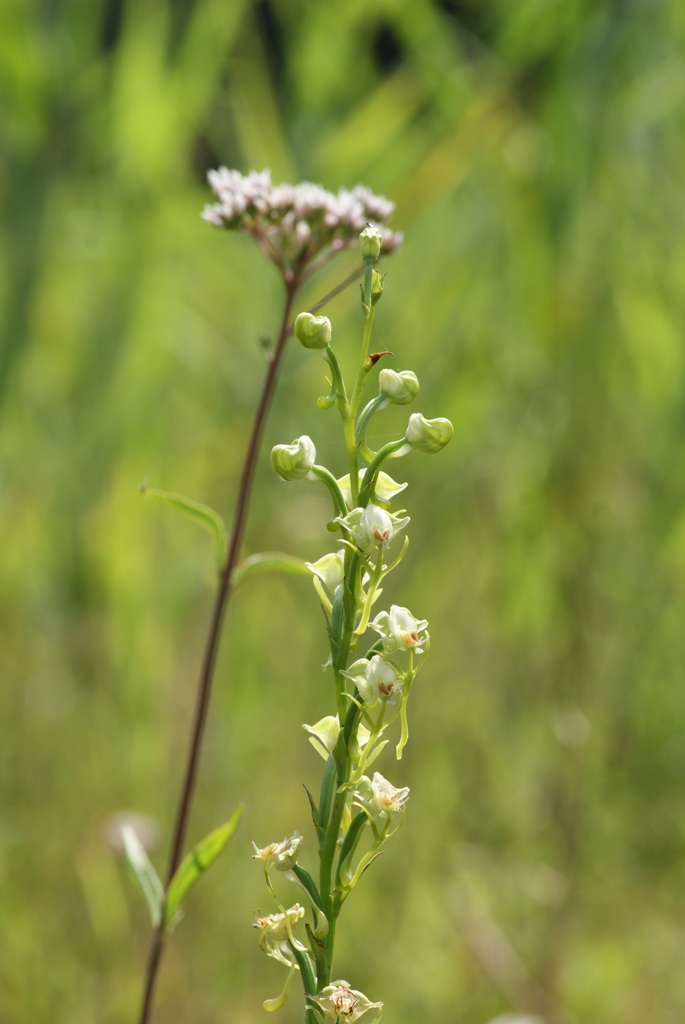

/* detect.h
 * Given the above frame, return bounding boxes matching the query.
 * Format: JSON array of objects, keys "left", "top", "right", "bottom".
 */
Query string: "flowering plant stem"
[
  {"left": 128, "top": 170, "right": 407, "bottom": 1024},
  {"left": 137, "top": 277, "right": 298, "bottom": 1024},
  {"left": 253, "top": 226, "right": 453, "bottom": 1024}
]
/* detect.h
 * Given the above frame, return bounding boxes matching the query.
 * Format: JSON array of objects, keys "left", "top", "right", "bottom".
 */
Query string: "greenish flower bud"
[
  {"left": 359, "top": 225, "right": 383, "bottom": 262},
  {"left": 405, "top": 412, "right": 454, "bottom": 453},
  {"left": 270, "top": 435, "right": 316, "bottom": 480},
  {"left": 379, "top": 369, "right": 419, "bottom": 405},
  {"left": 294, "top": 312, "right": 332, "bottom": 349}
]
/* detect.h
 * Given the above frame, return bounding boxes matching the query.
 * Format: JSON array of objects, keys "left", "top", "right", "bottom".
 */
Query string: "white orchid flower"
[
  {"left": 335, "top": 503, "right": 409, "bottom": 554},
  {"left": 370, "top": 605, "right": 429, "bottom": 655},
  {"left": 342, "top": 656, "right": 402, "bottom": 705},
  {"left": 251, "top": 831, "right": 303, "bottom": 871},
  {"left": 314, "top": 980, "right": 383, "bottom": 1022},
  {"left": 352, "top": 772, "right": 410, "bottom": 825}
]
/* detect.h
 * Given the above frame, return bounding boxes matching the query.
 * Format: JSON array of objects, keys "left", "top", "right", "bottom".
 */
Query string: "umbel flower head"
[
  {"left": 203, "top": 168, "right": 403, "bottom": 277},
  {"left": 201, "top": 169, "right": 401, "bottom": 278}
]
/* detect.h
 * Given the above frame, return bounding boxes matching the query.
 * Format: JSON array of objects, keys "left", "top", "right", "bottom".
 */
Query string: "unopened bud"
[
  {"left": 379, "top": 369, "right": 419, "bottom": 405},
  {"left": 271, "top": 435, "right": 316, "bottom": 480},
  {"left": 359, "top": 225, "right": 382, "bottom": 262},
  {"left": 405, "top": 412, "right": 453, "bottom": 453},
  {"left": 294, "top": 312, "right": 332, "bottom": 350}
]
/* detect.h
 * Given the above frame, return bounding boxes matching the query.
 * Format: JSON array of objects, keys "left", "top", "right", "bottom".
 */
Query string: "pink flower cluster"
[{"left": 202, "top": 168, "right": 402, "bottom": 278}]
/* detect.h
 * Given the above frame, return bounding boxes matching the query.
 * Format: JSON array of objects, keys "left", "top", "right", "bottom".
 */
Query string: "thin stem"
[
  {"left": 136, "top": 277, "right": 299, "bottom": 1024},
  {"left": 307, "top": 265, "right": 364, "bottom": 314},
  {"left": 348, "top": 259, "right": 376, "bottom": 421}
]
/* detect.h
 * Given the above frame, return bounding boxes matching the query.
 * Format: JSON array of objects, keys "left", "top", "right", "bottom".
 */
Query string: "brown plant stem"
[{"left": 136, "top": 275, "right": 298, "bottom": 1024}]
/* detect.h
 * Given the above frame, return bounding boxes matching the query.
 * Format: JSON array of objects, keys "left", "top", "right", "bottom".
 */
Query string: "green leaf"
[
  {"left": 164, "top": 805, "right": 242, "bottom": 928},
  {"left": 121, "top": 825, "right": 165, "bottom": 928},
  {"left": 140, "top": 486, "right": 227, "bottom": 573},
  {"left": 318, "top": 755, "right": 337, "bottom": 843},
  {"left": 336, "top": 811, "right": 368, "bottom": 887},
  {"left": 291, "top": 863, "right": 323, "bottom": 909},
  {"left": 231, "top": 551, "right": 310, "bottom": 588}
]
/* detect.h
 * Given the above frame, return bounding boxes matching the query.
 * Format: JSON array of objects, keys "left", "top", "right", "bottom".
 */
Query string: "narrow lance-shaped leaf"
[
  {"left": 121, "top": 825, "right": 165, "bottom": 928},
  {"left": 164, "top": 804, "right": 243, "bottom": 928},
  {"left": 140, "top": 486, "right": 227, "bottom": 574},
  {"left": 231, "top": 551, "right": 310, "bottom": 589}
]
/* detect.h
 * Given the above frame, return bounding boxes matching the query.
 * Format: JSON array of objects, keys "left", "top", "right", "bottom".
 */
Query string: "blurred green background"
[{"left": 3, "top": 0, "right": 685, "bottom": 1021}]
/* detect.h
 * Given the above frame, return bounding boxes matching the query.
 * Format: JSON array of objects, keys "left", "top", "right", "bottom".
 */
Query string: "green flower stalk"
[
  {"left": 254, "top": 228, "right": 453, "bottom": 1021},
  {"left": 133, "top": 172, "right": 401, "bottom": 1024}
]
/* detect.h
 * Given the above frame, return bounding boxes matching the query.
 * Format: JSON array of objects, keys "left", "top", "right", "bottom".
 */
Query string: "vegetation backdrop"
[{"left": 2, "top": 1, "right": 685, "bottom": 1022}]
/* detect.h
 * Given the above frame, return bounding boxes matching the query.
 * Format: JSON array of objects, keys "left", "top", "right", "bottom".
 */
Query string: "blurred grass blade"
[
  {"left": 231, "top": 551, "right": 310, "bottom": 588},
  {"left": 121, "top": 825, "right": 165, "bottom": 928},
  {"left": 140, "top": 486, "right": 227, "bottom": 573},
  {"left": 164, "top": 805, "right": 243, "bottom": 928}
]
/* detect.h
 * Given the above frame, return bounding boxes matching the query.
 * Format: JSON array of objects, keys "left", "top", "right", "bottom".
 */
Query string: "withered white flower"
[
  {"left": 203, "top": 169, "right": 402, "bottom": 277},
  {"left": 370, "top": 605, "right": 429, "bottom": 655},
  {"left": 253, "top": 903, "right": 307, "bottom": 965},
  {"left": 314, "top": 979, "right": 383, "bottom": 1022},
  {"left": 251, "top": 831, "right": 303, "bottom": 871},
  {"left": 352, "top": 772, "right": 410, "bottom": 825}
]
